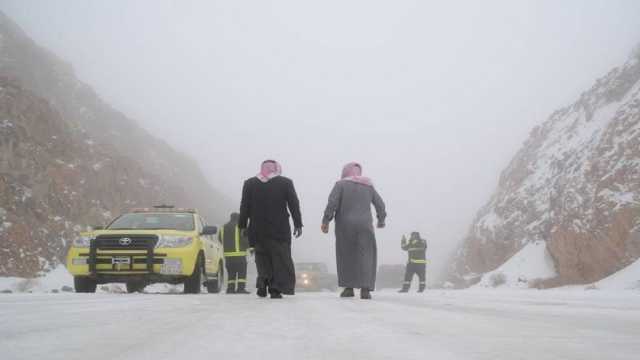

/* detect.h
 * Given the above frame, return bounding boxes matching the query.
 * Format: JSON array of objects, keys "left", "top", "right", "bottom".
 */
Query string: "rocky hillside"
[
  {"left": 0, "top": 12, "right": 229, "bottom": 276},
  {"left": 448, "top": 50, "right": 640, "bottom": 288}
]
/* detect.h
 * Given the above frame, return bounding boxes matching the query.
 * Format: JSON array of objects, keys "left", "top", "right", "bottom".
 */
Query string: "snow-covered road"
[{"left": 1, "top": 290, "right": 639, "bottom": 360}]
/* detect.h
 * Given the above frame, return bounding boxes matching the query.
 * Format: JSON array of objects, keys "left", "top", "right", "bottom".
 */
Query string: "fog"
[{"left": 2, "top": 0, "right": 640, "bottom": 282}]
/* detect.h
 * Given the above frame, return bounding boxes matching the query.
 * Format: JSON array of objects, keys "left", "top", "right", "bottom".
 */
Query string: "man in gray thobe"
[{"left": 322, "top": 162, "right": 386, "bottom": 299}]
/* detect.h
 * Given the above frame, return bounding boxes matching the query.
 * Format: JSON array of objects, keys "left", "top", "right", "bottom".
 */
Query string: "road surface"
[{"left": 1, "top": 290, "right": 639, "bottom": 360}]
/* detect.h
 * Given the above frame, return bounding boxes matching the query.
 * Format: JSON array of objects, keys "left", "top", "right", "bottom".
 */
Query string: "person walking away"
[
  {"left": 398, "top": 232, "right": 427, "bottom": 293},
  {"left": 220, "top": 212, "right": 251, "bottom": 294},
  {"left": 321, "top": 162, "right": 386, "bottom": 300},
  {"left": 239, "top": 160, "right": 303, "bottom": 299}
]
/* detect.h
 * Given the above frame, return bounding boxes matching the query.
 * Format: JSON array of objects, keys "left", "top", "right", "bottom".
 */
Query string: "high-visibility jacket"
[
  {"left": 401, "top": 237, "right": 427, "bottom": 264},
  {"left": 219, "top": 222, "right": 249, "bottom": 257}
]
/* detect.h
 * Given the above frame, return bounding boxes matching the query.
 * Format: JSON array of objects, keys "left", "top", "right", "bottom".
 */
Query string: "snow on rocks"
[
  {"left": 449, "top": 51, "right": 640, "bottom": 287},
  {"left": 0, "top": 119, "right": 13, "bottom": 128}
]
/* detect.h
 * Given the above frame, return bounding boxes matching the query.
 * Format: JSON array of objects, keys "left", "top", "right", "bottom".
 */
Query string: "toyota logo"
[{"left": 119, "top": 237, "right": 132, "bottom": 246}]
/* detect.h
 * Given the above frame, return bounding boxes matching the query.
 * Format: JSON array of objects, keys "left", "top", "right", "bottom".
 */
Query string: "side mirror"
[
  {"left": 201, "top": 226, "right": 217, "bottom": 235},
  {"left": 92, "top": 225, "right": 104, "bottom": 231}
]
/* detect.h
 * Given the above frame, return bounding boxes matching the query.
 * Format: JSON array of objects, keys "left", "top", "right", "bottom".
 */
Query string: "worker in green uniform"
[
  {"left": 398, "top": 232, "right": 427, "bottom": 293},
  {"left": 219, "top": 212, "right": 251, "bottom": 294}
]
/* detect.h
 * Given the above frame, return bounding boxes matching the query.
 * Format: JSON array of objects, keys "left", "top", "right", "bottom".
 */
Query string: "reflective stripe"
[
  {"left": 410, "top": 259, "right": 427, "bottom": 264},
  {"left": 403, "top": 281, "right": 411, "bottom": 284},
  {"left": 408, "top": 248, "right": 424, "bottom": 251},
  {"left": 419, "top": 282, "right": 426, "bottom": 284},
  {"left": 224, "top": 251, "right": 247, "bottom": 257},
  {"left": 234, "top": 226, "right": 241, "bottom": 253},
  {"left": 228, "top": 279, "right": 237, "bottom": 284},
  {"left": 237, "top": 279, "right": 247, "bottom": 283}
]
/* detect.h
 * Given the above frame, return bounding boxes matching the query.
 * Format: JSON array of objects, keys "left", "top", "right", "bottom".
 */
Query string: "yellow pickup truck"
[{"left": 66, "top": 206, "right": 224, "bottom": 294}]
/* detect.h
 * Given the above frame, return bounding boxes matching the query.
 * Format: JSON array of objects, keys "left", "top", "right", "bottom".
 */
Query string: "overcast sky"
[{"left": 2, "top": 0, "right": 640, "bottom": 282}]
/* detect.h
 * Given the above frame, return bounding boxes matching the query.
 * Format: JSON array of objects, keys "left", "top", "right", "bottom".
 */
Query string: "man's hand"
[
  {"left": 321, "top": 223, "right": 329, "bottom": 234},
  {"left": 376, "top": 222, "right": 386, "bottom": 229},
  {"left": 293, "top": 227, "right": 303, "bottom": 238}
]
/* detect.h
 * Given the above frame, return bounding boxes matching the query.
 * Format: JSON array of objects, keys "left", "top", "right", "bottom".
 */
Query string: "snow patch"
[
  {"left": 478, "top": 211, "right": 502, "bottom": 231},
  {"left": 0, "top": 265, "right": 74, "bottom": 293},
  {"left": 598, "top": 189, "right": 638, "bottom": 210},
  {"left": 474, "top": 241, "right": 557, "bottom": 289},
  {"left": 592, "top": 258, "right": 640, "bottom": 290}
]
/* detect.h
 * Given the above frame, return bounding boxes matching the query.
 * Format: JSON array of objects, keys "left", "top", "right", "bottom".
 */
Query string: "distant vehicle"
[
  {"left": 377, "top": 264, "right": 406, "bottom": 289},
  {"left": 295, "top": 262, "right": 338, "bottom": 292},
  {"left": 66, "top": 206, "right": 224, "bottom": 294}
]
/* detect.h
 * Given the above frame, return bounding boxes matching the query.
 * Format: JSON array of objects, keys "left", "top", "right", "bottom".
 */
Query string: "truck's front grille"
[
  {"left": 89, "top": 235, "right": 159, "bottom": 274},
  {"left": 93, "top": 235, "right": 158, "bottom": 250}
]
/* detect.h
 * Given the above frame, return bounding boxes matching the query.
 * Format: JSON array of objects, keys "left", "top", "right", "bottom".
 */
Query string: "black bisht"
[{"left": 239, "top": 176, "right": 303, "bottom": 295}]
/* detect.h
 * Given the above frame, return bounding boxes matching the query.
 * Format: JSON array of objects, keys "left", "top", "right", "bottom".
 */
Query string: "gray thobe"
[{"left": 322, "top": 180, "right": 387, "bottom": 290}]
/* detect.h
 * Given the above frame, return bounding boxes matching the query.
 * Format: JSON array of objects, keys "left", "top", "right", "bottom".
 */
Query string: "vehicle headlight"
[
  {"left": 156, "top": 235, "right": 193, "bottom": 248},
  {"left": 73, "top": 235, "right": 93, "bottom": 248},
  {"left": 72, "top": 258, "right": 88, "bottom": 265}
]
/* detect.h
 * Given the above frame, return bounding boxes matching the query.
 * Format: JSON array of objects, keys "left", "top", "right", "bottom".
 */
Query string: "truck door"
[{"left": 198, "top": 216, "right": 217, "bottom": 274}]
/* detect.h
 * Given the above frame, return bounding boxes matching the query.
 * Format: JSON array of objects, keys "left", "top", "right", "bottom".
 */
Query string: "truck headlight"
[
  {"left": 72, "top": 258, "right": 88, "bottom": 265},
  {"left": 73, "top": 236, "right": 93, "bottom": 248},
  {"left": 156, "top": 235, "right": 193, "bottom": 248}
]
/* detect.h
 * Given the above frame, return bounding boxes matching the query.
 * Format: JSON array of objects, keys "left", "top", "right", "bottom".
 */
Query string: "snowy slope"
[
  {"left": 473, "top": 241, "right": 557, "bottom": 289},
  {"left": 449, "top": 50, "right": 640, "bottom": 288},
  {"left": 594, "top": 258, "right": 640, "bottom": 290}
]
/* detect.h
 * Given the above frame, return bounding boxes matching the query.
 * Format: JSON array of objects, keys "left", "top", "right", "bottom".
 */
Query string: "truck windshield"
[{"left": 108, "top": 213, "right": 195, "bottom": 231}]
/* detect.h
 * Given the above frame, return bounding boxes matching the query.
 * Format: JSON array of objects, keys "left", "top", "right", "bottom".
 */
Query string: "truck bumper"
[{"left": 66, "top": 246, "right": 199, "bottom": 279}]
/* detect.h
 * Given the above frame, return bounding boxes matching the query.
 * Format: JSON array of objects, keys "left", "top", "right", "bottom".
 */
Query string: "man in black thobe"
[{"left": 239, "top": 160, "right": 303, "bottom": 299}]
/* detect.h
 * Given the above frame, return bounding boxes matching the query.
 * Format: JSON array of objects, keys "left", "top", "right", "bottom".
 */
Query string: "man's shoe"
[
  {"left": 257, "top": 287, "right": 267, "bottom": 298},
  {"left": 360, "top": 288, "right": 372, "bottom": 300},
  {"left": 226, "top": 286, "right": 236, "bottom": 294},
  {"left": 237, "top": 284, "right": 251, "bottom": 294},
  {"left": 270, "top": 290, "right": 283, "bottom": 299},
  {"left": 340, "top": 288, "right": 354, "bottom": 298},
  {"left": 418, "top": 285, "right": 426, "bottom": 293},
  {"left": 398, "top": 286, "right": 409, "bottom": 293}
]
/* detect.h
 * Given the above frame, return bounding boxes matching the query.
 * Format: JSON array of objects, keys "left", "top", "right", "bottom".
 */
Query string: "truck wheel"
[
  {"left": 184, "top": 256, "right": 203, "bottom": 294},
  {"left": 206, "top": 261, "right": 224, "bottom": 294},
  {"left": 126, "top": 281, "right": 146, "bottom": 293},
  {"left": 74, "top": 277, "right": 97, "bottom": 293}
]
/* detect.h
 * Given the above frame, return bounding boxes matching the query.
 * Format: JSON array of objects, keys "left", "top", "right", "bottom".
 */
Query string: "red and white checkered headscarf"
[
  {"left": 257, "top": 160, "right": 282, "bottom": 183},
  {"left": 341, "top": 162, "right": 373, "bottom": 187}
]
